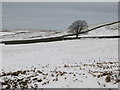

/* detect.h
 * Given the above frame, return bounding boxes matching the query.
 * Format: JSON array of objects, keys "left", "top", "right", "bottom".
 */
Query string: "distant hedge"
[{"left": 1, "top": 35, "right": 120, "bottom": 45}]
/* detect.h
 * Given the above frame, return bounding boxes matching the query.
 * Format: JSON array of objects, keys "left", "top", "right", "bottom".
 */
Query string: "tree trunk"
[{"left": 76, "top": 33, "right": 79, "bottom": 39}]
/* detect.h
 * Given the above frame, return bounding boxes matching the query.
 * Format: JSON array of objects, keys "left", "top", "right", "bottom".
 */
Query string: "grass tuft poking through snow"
[{"left": 1, "top": 60, "right": 119, "bottom": 88}]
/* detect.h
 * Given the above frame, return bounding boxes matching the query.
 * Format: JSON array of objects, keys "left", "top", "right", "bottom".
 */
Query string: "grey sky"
[{"left": 2, "top": 2, "right": 118, "bottom": 30}]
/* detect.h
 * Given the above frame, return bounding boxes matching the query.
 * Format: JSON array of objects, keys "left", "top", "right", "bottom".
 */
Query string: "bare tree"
[{"left": 68, "top": 20, "right": 88, "bottom": 38}]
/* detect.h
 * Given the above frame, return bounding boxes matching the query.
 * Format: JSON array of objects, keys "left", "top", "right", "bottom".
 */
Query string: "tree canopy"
[{"left": 68, "top": 20, "right": 88, "bottom": 38}]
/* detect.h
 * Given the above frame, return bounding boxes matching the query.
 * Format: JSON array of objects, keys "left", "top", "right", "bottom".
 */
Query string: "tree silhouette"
[{"left": 68, "top": 20, "right": 88, "bottom": 38}]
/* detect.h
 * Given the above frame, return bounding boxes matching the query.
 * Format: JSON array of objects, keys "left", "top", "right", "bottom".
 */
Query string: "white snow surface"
[
  {"left": 0, "top": 22, "right": 119, "bottom": 88},
  {"left": 0, "top": 23, "right": 119, "bottom": 41},
  {"left": 1, "top": 39, "right": 118, "bottom": 88},
  {"left": 2, "top": 39, "right": 118, "bottom": 70}
]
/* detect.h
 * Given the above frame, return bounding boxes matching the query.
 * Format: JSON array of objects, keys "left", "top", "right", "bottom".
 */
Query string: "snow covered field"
[
  {"left": 0, "top": 22, "right": 119, "bottom": 42},
  {"left": 0, "top": 22, "right": 119, "bottom": 88},
  {"left": 2, "top": 39, "right": 118, "bottom": 70},
  {"left": 0, "top": 30, "right": 65, "bottom": 42},
  {"left": 1, "top": 39, "right": 119, "bottom": 88}
]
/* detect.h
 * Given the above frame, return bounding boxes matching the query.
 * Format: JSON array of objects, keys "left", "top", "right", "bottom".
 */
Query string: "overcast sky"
[{"left": 2, "top": 2, "right": 118, "bottom": 30}]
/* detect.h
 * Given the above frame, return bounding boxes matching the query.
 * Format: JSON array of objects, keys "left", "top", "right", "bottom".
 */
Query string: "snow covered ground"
[
  {"left": 0, "top": 30, "right": 65, "bottom": 42},
  {"left": 0, "top": 22, "right": 119, "bottom": 42},
  {"left": 0, "top": 22, "right": 119, "bottom": 88},
  {"left": 1, "top": 39, "right": 118, "bottom": 88},
  {"left": 1, "top": 39, "right": 118, "bottom": 70}
]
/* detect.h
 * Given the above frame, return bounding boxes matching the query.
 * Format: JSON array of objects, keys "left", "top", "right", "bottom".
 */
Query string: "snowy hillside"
[
  {"left": 82, "top": 23, "right": 119, "bottom": 37},
  {"left": 0, "top": 22, "right": 119, "bottom": 42},
  {"left": 0, "top": 22, "right": 119, "bottom": 88},
  {"left": 0, "top": 30, "right": 66, "bottom": 42}
]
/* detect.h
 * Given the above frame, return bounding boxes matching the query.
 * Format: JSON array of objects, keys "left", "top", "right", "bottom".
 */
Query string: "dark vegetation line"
[
  {"left": 65, "top": 21, "right": 120, "bottom": 37},
  {"left": 2, "top": 36, "right": 120, "bottom": 45},
  {"left": 81, "top": 21, "right": 120, "bottom": 34},
  {"left": 1, "top": 21, "right": 120, "bottom": 45}
]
